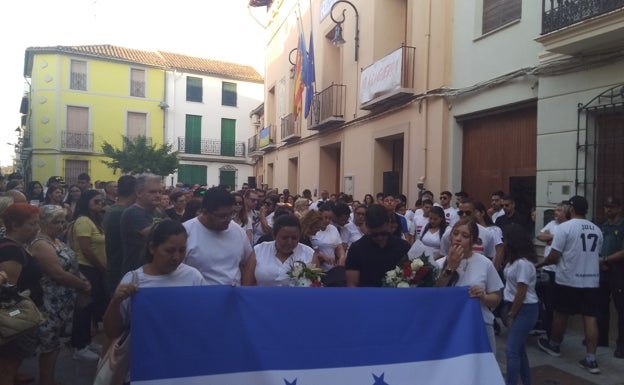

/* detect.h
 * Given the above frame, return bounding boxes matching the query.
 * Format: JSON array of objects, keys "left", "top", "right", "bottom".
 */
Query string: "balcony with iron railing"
[
  {"left": 61, "top": 131, "right": 93, "bottom": 152},
  {"left": 281, "top": 113, "right": 300, "bottom": 142},
  {"left": 307, "top": 84, "right": 346, "bottom": 131},
  {"left": 538, "top": 0, "right": 624, "bottom": 55},
  {"left": 360, "top": 46, "right": 416, "bottom": 111},
  {"left": 248, "top": 134, "right": 261, "bottom": 156},
  {"left": 177, "top": 137, "right": 245, "bottom": 157},
  {"left": 258, "top": 124, "right": 277, "bottom": 151}
]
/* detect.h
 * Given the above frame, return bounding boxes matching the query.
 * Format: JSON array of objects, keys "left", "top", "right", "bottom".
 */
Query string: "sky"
[{"left": 0, "top": 0, "right": 268, "bottom": 169}]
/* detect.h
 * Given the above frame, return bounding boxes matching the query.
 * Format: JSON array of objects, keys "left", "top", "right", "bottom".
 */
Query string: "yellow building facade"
[{"left": 23, "top": 46, "right": 165, "bottom": 186}]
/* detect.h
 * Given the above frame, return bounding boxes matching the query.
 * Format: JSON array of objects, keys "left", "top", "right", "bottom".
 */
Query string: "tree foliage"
[{"left": 101, "top": 136, "right": 179, "bottom": 176}]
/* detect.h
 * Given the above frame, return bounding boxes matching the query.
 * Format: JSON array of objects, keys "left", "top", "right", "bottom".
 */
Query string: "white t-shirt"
[
  {"left": 443, "top": 207, "right": 459, "bottom": 227},
  {"left": 503, "top": 258, "right": 538, "bottom": 304},
  {"left": 340, "top": 221, "right": 364, "bottom": 252},
  {"left": 539, "top": 220, "right": 560, "bottom": 272},
  {"left": 412, "top": 214, "right": 429, "bottom": 238},
  {"left": 253, "top": 241, "right": 315, "bottom": 286},
  {"left": 491, "top": 208, "right": 505, "bottom": 224},
  {"left": 118, "top": 264, "right": 205, "bottom": 325},
  {"left": 184, "top": 218, "right": 253, "bottom": 285},
  {"left": 551, "top": 218, "right": 603, "bottom": 288},
  {"left": 440, "top": 224, "right": 496, "bottom": 260},
  {"left": 311, "top": 224, "right": 342, "bottom": 272},
  {"left": 436, "top": 253, "right": 503, "bottom": 325},
  {"left": 252, "top": 212, "right": 274, "bottom": 244}
]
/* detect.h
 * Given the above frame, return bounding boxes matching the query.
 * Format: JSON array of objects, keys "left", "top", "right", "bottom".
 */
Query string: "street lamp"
[{"left": 330, "top": 0, "right": 359, "bottom": 62}]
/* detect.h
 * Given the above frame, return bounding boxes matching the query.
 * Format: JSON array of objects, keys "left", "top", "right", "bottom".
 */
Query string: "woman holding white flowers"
[
  {"left": 250, "top": 214, "right": 319, "bottom": 286},
  {"left": 435, "top": 218, "right": 503, "bottom": 351}
]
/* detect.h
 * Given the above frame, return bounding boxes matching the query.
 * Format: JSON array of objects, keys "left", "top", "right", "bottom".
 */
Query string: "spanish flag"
[{"left": 293, "top": 30, "right": 306, "bottom": 120}]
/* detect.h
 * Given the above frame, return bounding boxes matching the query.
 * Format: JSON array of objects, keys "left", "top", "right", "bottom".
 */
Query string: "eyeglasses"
[
  {"left": 369, "top": 231, "right": 391, "bottom": 238},
  {"left": 457, "top": 210, "right": 472, "bottom": 216},
  {"left": 439, "top": 196, "right": 448, "bottom": 200}
]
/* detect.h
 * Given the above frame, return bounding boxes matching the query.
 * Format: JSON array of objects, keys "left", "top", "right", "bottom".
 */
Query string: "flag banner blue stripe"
[{"left": 130, "top": 286, "right": 498, "bottom": 382}]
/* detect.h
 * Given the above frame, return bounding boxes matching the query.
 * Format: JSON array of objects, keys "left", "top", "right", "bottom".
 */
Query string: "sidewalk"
[
  {"left": 18, "top": 326, "right": 624, "bottom": 384},
  {"left": 495, "top": 325, "right": 624, "bottom": 385}
]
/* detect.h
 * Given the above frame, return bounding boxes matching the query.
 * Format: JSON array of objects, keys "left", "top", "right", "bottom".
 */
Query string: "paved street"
[{"left": 18, "top": 321, "right": 624, "bottom": 384}]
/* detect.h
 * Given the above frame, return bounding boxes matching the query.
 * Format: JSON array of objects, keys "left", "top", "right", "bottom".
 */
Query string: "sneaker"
[
  {"left": 578, "top": 358, "right": 601, "bottom": 374},
  {"left": 72, "top": 346, "right": 99, "bottom": 361},
  {"left": 88, "top": 342, "right": 103, "bottom": 354},
  {"left": 537, "top": 337, "right": 561, "bottom": 357}
]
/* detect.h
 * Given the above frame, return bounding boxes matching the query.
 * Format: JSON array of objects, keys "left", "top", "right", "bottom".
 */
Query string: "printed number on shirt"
[{"left": 580, "top": 233, "right": 598, "bottom": 252}]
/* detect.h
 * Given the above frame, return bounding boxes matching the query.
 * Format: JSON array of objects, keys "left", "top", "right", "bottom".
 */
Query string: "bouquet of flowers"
[
  {"left": 383, "top": 253, "right": 439, "bottom": 288},
  {"left": 287, "top": 261, "right": 325, "bottom": 287}
]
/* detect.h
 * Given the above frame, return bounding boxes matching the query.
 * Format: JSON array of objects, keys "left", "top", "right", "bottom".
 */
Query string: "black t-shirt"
[
  {"left": 346, "top": 235, "right": 411, "bottom": 287},
  {"left": 0, "top": 237, "right": 43, "bottom": 306}
]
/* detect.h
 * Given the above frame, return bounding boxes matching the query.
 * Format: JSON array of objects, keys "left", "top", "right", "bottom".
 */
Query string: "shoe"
[
  {"left": 72, "top": 346, "right": 99, "bottom": 361},
  {"left": 88, "top": 342, "right": 103, "bottom": 354},
  {"left": 537, "top": 337, "right": 561, "bottom": 357},
  {"left": 578, "top": 358, "right": 601, "bottom": 374},
  {"left": 615, "top": 348, "right": 624, "bottom": 359}
]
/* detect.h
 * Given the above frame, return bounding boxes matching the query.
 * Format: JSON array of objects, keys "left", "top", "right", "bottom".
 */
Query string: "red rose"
[{"left": 414, "top": 267, "right": 429, "bottom": 281}]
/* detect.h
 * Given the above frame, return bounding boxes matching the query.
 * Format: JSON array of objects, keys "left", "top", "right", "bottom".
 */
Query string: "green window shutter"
[
  {"left": 220, "top": 170, "right": 236, "bottom": 190},
  {"left": 178, "top": 165, "right": 206, "bottom": 186},
  {"left": 220, "top": 118, "right": 236, "bottom": 156},
  {"left": 222, "top": 82, "right": 237, "bottom": 106},
  {"left": 186, "top": 77, "right": 203, "bottom": 102},
  {"left": 185, "top": 115, "right": 202, "bottom": 154}
]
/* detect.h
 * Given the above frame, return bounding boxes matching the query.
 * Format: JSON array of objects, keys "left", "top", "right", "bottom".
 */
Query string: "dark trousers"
[
  {"left": 72, "top": 264, "right": 109, "bottom": 349},
  {"left": 535, "top": 270, "right": 555, "bottom": 338},
  {"left": 597, "top": 267, "right": 624, "bottom": 349}
]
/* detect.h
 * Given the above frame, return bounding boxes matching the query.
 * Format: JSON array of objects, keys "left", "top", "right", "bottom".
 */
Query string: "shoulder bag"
[
  {"left": 0, "top": 285, "right": 46, "bottom": 345},
  {"left": 93, "top": 270, "right": 138, "bottom": 385}
]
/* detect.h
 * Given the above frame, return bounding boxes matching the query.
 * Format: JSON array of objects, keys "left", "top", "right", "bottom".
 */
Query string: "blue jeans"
[{"left": 505, "top": 302, "right": 538, "bottom": 385}]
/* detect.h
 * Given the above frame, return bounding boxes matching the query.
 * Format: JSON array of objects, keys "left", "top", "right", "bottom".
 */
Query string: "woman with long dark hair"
[
  {"left": 68, "top": 189, "right": 107, "bottom": 361},
  {"left": 502, "top": 223, "right": 539, "bottom": 385},
  {"left": 25, "top": 181, "right": 44, "bottom": 206},
  {"left": 231, "top": 191, "right": 252, "bottom": 243},
  {"left": 411, "top": 206, "right": 448, "bottom": 261}
]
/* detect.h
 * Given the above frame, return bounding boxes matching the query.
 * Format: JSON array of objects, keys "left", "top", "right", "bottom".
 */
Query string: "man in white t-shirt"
[
  {"left": 184, "top": 187, "right": 254, "bottom": 285},
  {"left": 439, "top": 198, "right": 498, "bottom": 260},
  {"left": 489, "top": 190, "right": 505, "bottom": 224},
  {"left": 537, "top": 195, "right": 603, "bottom": 374},
  {"left": 439, "top": 191, "right": 459, "bottom": 227},
  {"left": 535, "top": 201, "right": 569, "bottom": 337}
]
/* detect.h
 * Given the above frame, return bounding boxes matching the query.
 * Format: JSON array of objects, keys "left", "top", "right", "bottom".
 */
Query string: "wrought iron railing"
[
  {"left": 248, "top": 134, "right": 260, "bottom": 153},
  {"left": 70, "top": 72, "right": 87, "bottom": 90},
  {"left": 307, "top": 84, "right": 346, "bottom": 128},
  {"left": 281, "top": 113, "right": 299, "bottom": 139},
  {"left": 130, "top": 80, "right": 145, "bottom": 97},
  {"left": 177, "top": 137, "right": 245, "bottom": 157},
  {"left": 61, "top": 131, "right": 93, "bottom": 151},
  {"left": 542, "top": 0, "right": 624, "bottom": 34}
]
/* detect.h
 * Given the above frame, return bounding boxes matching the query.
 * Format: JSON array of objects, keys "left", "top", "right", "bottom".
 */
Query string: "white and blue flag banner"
[{"left": 130, "top": 286, "right": 504, "bottom": 385}]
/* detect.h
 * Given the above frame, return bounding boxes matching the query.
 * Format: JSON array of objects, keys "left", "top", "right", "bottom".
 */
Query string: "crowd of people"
[{"left": 0, "top": 170, "right": 622, "bottom": 385}]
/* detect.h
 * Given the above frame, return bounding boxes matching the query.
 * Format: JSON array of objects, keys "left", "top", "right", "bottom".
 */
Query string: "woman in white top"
[
  {"left": 103, "top": 220, "right": 205, "bottom": 380},
  {"left": 311, "top": 204, "right": 345, "bottom": 272},
  {"left": 473, "top": 201, "right": 505, "bottom": 270},
  {"left": 435, "top": 218, "right": 503, "bottom": 352},
  {"left": 251, "top": 214, "right": 318, "bottom": 286},
  {"left": 411, "top": 206, "right": 447, "bottom": 261},
  {"left": 231, "top": 192, "right": 252, "bottom": 244},
  {"left": 502, "top": 223, "right": 538, "bottom": 385}
]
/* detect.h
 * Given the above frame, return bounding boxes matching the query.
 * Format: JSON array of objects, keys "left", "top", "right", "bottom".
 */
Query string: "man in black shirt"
[{"left": 346, "top": 204, "right": 410, "bottom": 287}]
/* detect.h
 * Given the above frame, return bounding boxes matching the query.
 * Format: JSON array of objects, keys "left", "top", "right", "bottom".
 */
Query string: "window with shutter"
[
  {"left": 222, "top": 82, "right": 237, "bottom": 107},
  {"left": 70, "top": 60, "right": 87, "bottom": 90},
  {"left": 186, "top": 77, "right": 203, "bottom": 102},
  {"left": 130, "top": 69, "right": 146, "bottom": 97},
  {"left": 482, "top": 0, "right": 522, "bottom": 34}
]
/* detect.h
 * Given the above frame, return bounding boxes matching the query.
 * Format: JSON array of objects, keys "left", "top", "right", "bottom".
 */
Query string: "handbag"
[
  {"left": 93, "top": 270, "right": 138, "bottom": 385},
  {"left": 0, "top": 285, "right": 46, "bottom": 345}
]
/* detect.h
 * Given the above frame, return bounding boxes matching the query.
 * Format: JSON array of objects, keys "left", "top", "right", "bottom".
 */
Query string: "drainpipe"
[{"left": 419, "top": 0, "right": 432, "bottom": 191}]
